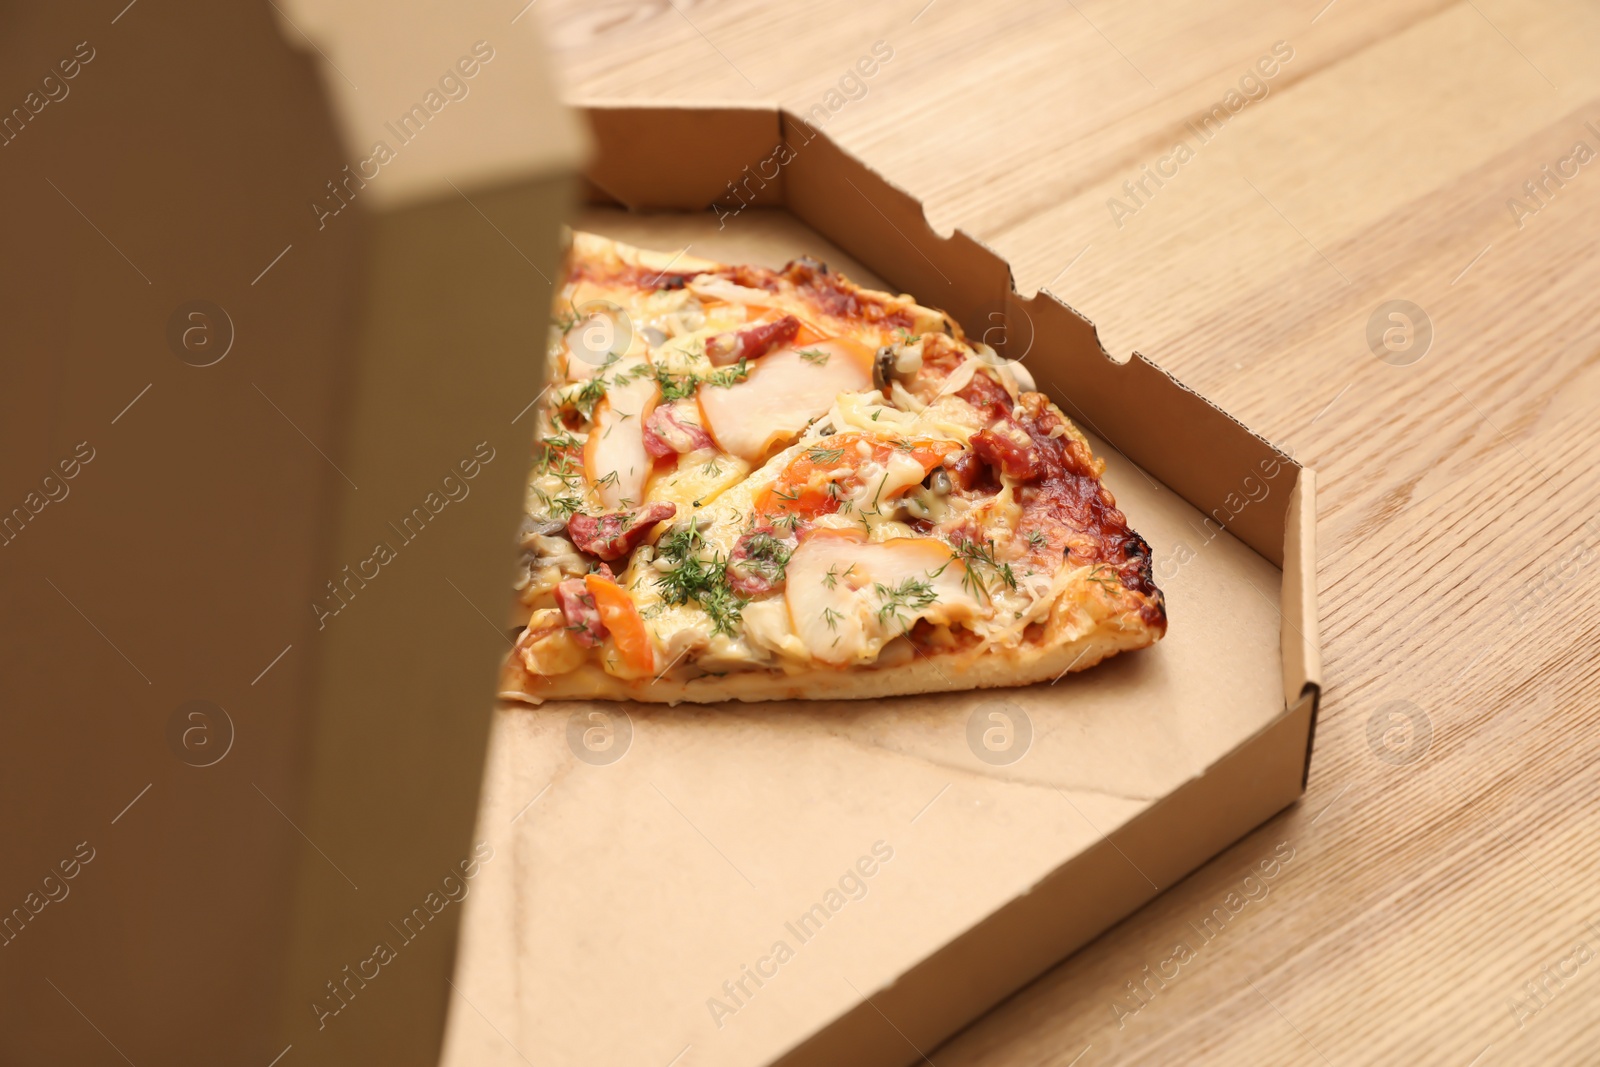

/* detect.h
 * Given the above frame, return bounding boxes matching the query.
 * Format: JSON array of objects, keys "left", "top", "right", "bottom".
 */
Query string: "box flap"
[
  {"left": 779, "top": 112, "right": 1016, "bottom": 348},
  {"left": 1282, "top": 468, "right": 1322, "bottom": 708},
  {"left": 581, "top": 102, "right": 785, "bottom": 212},
  {"left": 274, "top": 0, "right": 587, "bottom": 207}
]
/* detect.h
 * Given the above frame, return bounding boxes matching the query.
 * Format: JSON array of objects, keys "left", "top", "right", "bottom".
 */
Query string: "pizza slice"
[{"left": 502, "top": 232, "right": 1165, "bottom": 704}]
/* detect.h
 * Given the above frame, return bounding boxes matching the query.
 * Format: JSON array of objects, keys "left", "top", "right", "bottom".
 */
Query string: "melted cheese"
[
  {"left": 824, "top": 390, "right": 980, "bottom": 444},
  {"left": 646, "top": 450, "right": 751, "bottom": 513},
  {"left": 624, "top": 442, "right": 805, "bottom": 660}
]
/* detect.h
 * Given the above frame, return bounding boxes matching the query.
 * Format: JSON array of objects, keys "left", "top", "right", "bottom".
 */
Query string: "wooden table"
[{"left": 536, "top": 2, "right": 1600, "bottom": 1063}]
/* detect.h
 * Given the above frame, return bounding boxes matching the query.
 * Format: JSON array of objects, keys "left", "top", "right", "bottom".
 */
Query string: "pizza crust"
[
  {"left": 501, "top": 563, "right": 1163, "bottom": 706},
  {"left": 499, "top": 614, "right": 1153, "bottom": 705}
]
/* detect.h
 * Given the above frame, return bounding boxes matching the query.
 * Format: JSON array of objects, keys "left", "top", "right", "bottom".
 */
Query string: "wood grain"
[{"left": 528, "top": 1, "right": 1600, "bottom": 1063}]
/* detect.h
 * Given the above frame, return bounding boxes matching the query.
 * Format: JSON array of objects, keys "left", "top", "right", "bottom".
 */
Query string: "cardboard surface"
[
  {"left": 0, "top": 4, "right": 574, "bottom": 1065},
  {"left": 440, "top": 205, "right": 1302, "bottom": 1067},
  {"left": 1, "top": 6, "right": 360, "bottom": 1060},
  {"left": 271, "top": 172, "right": 573, "bottom": 1067}
]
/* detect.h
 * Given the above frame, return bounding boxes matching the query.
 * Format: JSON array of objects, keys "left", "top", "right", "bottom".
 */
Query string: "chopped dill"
[
  {"left": 653, "top": 524, "right": 745, "bottom": 637},
  {"left": 553, "top": 299, "right": 582, "bottom": 332},
  {"left": 703, "top": 358, "right": 752, "bottom": 389},
  {"left": 874, "top": 575, "right": 940, "bottom": 631},
  {"left": 654, "top": 357, "right": 751, "bottom": 401},
  {"left": 945, "top": 537, "right": 1017, "bottom": 601},
  {"left": 1086, "top": 563, "right": 1119, "bottom": 591},
  {"left": 547, "top": 494, "right": 585, "bottom": 518},
  {"left": 531, "top": 436, "right": 584, "bottom": 486},
  {"left": 572, "top": 375, "right": 609, "bottom": 419},
  {"left": 655, "top": 371, "right": 699, "bottom": 403},
  {"left": 869, "top": 472, "right": 890, "bottom": 510}
]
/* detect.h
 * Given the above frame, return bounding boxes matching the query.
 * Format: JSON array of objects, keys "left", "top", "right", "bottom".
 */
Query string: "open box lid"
[
  {"left": 440, "top": 104, "right": 1322, "bottom": 1067},
  {"left": 0, "top": 3, "right": 578, "bottom": 1065}
]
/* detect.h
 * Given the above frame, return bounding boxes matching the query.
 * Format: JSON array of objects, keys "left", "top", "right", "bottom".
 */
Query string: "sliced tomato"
[
  {"left": 754, "top": 432, "right": 958, "bottom": 524},
  {"left": 584, "top": 574, "right": 655, "bottom": 674}
]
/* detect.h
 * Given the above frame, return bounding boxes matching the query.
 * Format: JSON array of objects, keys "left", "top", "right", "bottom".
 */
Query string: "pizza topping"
[
  {"left": 697, "top": 340, "right": 875, "bottom": 461},
  {"left": 784, "top": 530, "right": 981, "bottom": 665},
  {"left": 913, "top": 331, "right": 967, "bottom": 377},
  {"left": 777, "top": 257, "right": 916, "bottom": 333},
  {"left": 642, "top": 400, "right": 715, "bottom": 457},
  {"left": 998, "top": 394, "right": 1166, "bottom": 631},
  {"left": 688, "top": 275, "right": 779, "bottom": 307},
  {"left": 585, "top": 573, "right": 655, "bottom": 674},
  {"left": 558, "top": 304, "right": 635, "bottom": 378},
  {"left": 956, "top": 368, "right": 1015, "bottom": 422},
  {"left": 583, "top": 359, "right": 659, "bottom": 508},
  {"left": 651, "top": 522, "right": 746, "bottom": 638},
  {"left": 942, "top": 449, "right": 996, "bottom": 494},
  {"left": 515, "top": 513, "right": 592, "bottom": 602},
  {"left": 738, "top": 598, "right": 810, "bottom": 662},
  {"left": 515, "top": 608, "right": 588, "bottom": 676},
  {"left": 871, "top": 346, "right": 897, "bottom": 391},
  {"left": 871, "top": 339, "right": 926, "bottom": 394},
  {"left": 567, "top": 501, "right": 677, "bottom": 561},
  {"left": 948, "top": 533, "right": 1020, "bottom": 602},
  {"left": 970, "top": 424, "right": 1042, "bottom": 481},
  {"left": 726, "top": 528, "right": 796, "bottom": 597},
  {"left": 753, "top": 433, "right": 958, "bottom": 526},
  {"left": 555, "top": 578, "right": 607, "bottom": 648},
  {"left": 704, "top": 315, "right": 800, "bottom": 366},
  {"left": 646, "top": 450, "right": 751, "bottom": 519}
]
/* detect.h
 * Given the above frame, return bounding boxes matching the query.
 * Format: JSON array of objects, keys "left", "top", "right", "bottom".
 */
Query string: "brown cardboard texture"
[
  {"left": 0, "top": 4, "right": 577, "bottom": 1066},
  {"left": 441, "top": 105, "right": 1321, "bottom": 1067}
]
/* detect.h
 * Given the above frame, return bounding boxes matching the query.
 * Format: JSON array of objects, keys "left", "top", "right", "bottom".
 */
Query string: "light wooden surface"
[{"left": 531, "top": 2, "right": 1600, "bottom": 1064}]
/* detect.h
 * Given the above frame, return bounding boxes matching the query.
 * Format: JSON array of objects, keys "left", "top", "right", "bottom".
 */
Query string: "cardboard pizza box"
[
  {"left": 439, "top": 105, "right": 1320, "bottom": 1067},
  {"left": 2, "top": 2, "right": 1318, "bottom": 1060},
  {"left": 0, "top": 3, "right": 580, "bottom": 1065}
]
